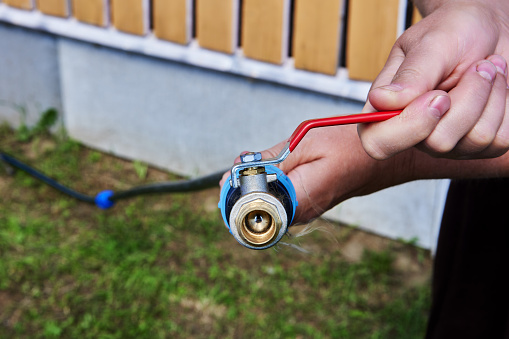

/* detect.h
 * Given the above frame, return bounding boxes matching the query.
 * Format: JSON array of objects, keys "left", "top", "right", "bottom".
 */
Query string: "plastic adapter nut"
[{"left": 95, "top": 190, "right": 115, "bottom": 209}]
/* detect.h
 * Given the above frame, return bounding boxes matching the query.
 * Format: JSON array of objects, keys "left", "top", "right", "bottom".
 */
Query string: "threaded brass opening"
[
  {"left": 241, "top": 209, "right": 276, "bottom": 245},
  {"left": 245, "top": 210, "right": 272, "bottom": 233},
  {"left": 236, "top": 199, "right": 282, "bottom": 246}
]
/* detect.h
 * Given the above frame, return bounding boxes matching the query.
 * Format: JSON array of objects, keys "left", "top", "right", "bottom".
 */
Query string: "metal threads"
[
  {"left": 236, "top": 199, "right": 280, "bottom": 246},
  {"left": 227, "top": 165, "right": 290, "bottom": 249},
  {"left": 229, "top": 192, "right": 288, "bottom": 249},
  {"left": 245, "top": 210, "right": 272, "bottom": 233}
]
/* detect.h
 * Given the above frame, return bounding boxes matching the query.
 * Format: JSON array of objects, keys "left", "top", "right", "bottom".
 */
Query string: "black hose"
[
  {"left": 0, "top": 152, "right": 96, "bottom": 204},
  {"left": 109, "top": 171, "right": 224, "bottom": 201},
  {"left": 1, "top": 151, "right": 225, "bottom": 207}
]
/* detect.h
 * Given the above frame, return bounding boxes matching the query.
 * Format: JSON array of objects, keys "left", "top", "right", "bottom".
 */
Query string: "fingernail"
[
  {"left": 428, "top": 95, "right": 449, "bottom": 118},
  {"left": 488, "top": 55, "right": 507, "bottom": 76},
  {"left": 376, "top": 84, "right": 404, "bottom": 92},
  {"left": 476, "top": 61, "right": 497, "bottom": 82}
]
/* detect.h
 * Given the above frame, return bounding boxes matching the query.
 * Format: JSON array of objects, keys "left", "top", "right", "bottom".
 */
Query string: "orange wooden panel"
[
  {"left": 241, "top": 0, "right": 288, "bottom": 64},
  {"left": 412, "top": 5, "right": 422, "bottom": 25},
  {"left": 153, "top": 0, "right": 190, "bottom": 45},
  {"left": 4, "top": 0, "right": 33, "bottom": 10},
  {"left": 293, "top": 0, "right": 342, "bottom": 75},
  {"left": 72, "top": 0, "right": 106, "bottom": 27},
  {"left": 196, "top": 0, "right": 237, "bottom": 54},
  {"left": 36, "top": 0, "right": 68, "bottom": 17},
  {"left": 346, "top": 0, "right": 399, "bottom": 81},
  {"left": 111, "top": 0, "right": 147, "bottom": 35}
]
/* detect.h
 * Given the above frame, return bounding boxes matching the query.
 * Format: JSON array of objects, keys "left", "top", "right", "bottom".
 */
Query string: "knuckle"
[
  {"left": 423, "top": 135, "right": 456, "bottom": 155},
  {"left": 467, "top": 124, "right": 497, "bottom": 149},
  {"left": 423, "top": 124, "right": 457, "bottom": 155},
  {"left": 391, "top": 67, "right": 424, "bottom": 85},
  {"left": 360, "top": 135, "right": 390, "bottom": 160},
  {"left": 412, "top": 124, "right": 436, "bottom": 143},
  {"left": 419, "top": 30, "right": 448, "bottom": 45},
  {"left": 491, "top": 129, "right": 509, "bottom": 153}
]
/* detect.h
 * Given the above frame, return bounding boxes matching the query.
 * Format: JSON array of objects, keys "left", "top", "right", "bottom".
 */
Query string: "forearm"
[
  {"left": 409, "top": 149, "right": 509, "bottom": 181},
  {"left": 370, "top": 149, "right": 509, "bottom": 201}
]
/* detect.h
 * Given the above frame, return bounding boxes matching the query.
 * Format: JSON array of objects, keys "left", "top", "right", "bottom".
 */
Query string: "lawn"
[{"left": 0, "top": 118, "right": 431, "bottom": 338}]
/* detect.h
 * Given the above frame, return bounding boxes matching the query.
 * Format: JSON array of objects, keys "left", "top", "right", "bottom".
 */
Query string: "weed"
[
  {"left": 87, "top": 151, "right": 102, "bottom": 163},
  {"left": 133, "top": 160, "right": 148, "bottom": 180},
  {"left": 13, "top": 107, "right": 59, "bottom": 142}
]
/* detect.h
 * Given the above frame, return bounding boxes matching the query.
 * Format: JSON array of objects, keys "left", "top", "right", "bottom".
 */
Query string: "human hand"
[
  {"left": 221, "top": 125, "right": 414, "bottom": 224},
  {"left": 359, "top": 2, "right": 509, "bottom": 160},
  {"left": 220, "top": 2, "right": 509, "bottom": 224}
]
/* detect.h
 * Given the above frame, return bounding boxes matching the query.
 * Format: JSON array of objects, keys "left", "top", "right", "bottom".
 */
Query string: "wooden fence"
[{"left": 0, "top": 0, "right": 421, "bottom": 90}]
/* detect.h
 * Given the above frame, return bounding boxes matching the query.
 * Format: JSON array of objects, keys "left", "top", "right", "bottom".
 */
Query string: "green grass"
[{"left": 0, "top": 122, "right": 431, "bottom": 338}]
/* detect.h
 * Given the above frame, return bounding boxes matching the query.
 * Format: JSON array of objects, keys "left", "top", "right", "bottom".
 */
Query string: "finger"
[
  {"left": 219, "top": 171, "right": 230, "bottom": 187},
  {"left": 421, "top": 60, "right": 497, "bottom": 155},
  {"left": 368, "top": 31, "right": 457, "bottom": 111},
  {"left": 454, "top": 56, "right": 508, "bottom": 156},
  {"left": 476, "top": 87, "right": 509, "bottom": 158},
  {"left": 363, "top": 47, "right": 406, "bottom": 113},
  {"left": 358, "top": 90, "right": 450, "bottom": 160}
]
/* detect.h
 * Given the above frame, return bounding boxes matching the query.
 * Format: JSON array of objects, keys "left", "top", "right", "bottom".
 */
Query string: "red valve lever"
[{"left": 288, "top": 110, "right": 403, "bottom": 152}]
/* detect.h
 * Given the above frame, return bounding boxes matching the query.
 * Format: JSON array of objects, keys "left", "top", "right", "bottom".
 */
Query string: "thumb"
[
  {"left": 359, "top": 90, "right": 451, "bottom": 159},
  {"left": 367, "top": 23, "right": 468, "bottom": 112}
]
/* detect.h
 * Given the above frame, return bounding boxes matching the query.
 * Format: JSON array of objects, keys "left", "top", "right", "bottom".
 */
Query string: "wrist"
[{"left": 374, "top": 149, "right": 418, "bottom": 189}]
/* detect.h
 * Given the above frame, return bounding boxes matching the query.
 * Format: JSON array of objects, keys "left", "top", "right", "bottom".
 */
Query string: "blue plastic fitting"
[{"left": 95, "top": 190, "right": 115, "bottom": 209}]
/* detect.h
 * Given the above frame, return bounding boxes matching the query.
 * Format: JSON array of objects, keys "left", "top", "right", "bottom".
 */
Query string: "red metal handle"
[{"left": 288, "top": 110, "right": 402, "bottom": 151}]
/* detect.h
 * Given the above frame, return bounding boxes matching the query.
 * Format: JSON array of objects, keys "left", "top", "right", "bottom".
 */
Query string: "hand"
[
  {"left": 221, "top": 125, "right": 414, "bottom": 224},
  {"left": 220, "top": 1, "right": 509, "bottom": 224},
  {"left": 359, "top": 2, "right": 509, "bottom": 160}
]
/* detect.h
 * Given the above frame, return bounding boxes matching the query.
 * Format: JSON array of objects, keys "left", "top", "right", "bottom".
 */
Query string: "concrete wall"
[
  {"left": 0, "top": 23, "right": 448, "bottom": 251},
  {"left": 0, "top": 23, "right": 62, "bottom": 128},
  {"left": 59, "top": 39, "right": 363, "bottom": 175}
]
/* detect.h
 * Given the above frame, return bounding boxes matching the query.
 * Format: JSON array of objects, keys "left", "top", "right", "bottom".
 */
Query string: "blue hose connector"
[{"left": 95, "top": 190, "right": 115, "bottom": 209}]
